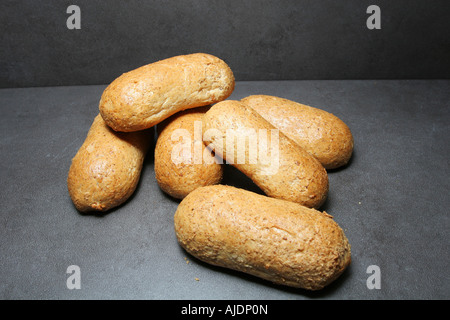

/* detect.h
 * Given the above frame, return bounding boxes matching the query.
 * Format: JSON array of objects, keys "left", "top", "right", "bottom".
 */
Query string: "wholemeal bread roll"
[
  {"left": 241, "top": 95, "right": 353, "bottom": 169},
  {"left": 99, "top": 53, "right": 235, "bottom": 132},
  {"left": 174, "top": 185, "right": 351, "bottom": 290},
  {"left": 155, "top": 106, "right": 223, "bottom": 199},
  {"left": 202, "top": 100, "right": 328, "bottom": 209},
  {"left": 67, "top": 114, "right": 151, "bottom": 212}
]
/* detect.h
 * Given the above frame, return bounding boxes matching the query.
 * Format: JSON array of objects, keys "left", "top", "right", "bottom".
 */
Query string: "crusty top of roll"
[{"left": 99, "top": 53, "right": 235, "bottom": 132}]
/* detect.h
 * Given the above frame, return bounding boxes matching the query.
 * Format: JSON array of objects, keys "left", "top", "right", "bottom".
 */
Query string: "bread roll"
[
  {"left": 155, "top": 106, "right": 223, "bottom": 199},
  {"left": 99, "top": 53, "right": 235, "bottom": 132},
  {"left": 202, "top": 100, "right": 328, "bottom": 209},
  {"left": 67, "top": 114, "right": 151, "bottom": 212},
  {"left": 241, "top": 95, "right": 353, "bottom": 169},
  {"left": 174, "top": 185, "right": 351, "bottom": 290}
]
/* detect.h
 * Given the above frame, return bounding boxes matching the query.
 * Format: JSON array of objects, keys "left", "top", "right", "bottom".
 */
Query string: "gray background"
[
  {"left": 1, "top": 80, "right": 449, "bottom": 300},
  {"left": 0, "top": 0, "right": 449, "bottom": 301},
  {"left": 1, "top": 0, "right": 450, "bottom": 88}
]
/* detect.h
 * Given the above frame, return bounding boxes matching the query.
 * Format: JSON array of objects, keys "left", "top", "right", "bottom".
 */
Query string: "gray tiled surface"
[{"left": 0, "top": 80, "right": 448, "bottom": 299}]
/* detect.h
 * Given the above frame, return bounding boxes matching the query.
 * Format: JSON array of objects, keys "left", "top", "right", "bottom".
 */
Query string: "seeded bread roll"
[
  {"left": 99, "top": 53, "right": 235, "bottom": 132},
  {"left": 202, "top": 100, "right": 328, "bottom": 209},
  {"left": 67, "top": 114, "right": 151, "bottom": 212},
  {"left": 241, "top": 95, "right": 353, "bottom": 169},
  {"left": 155, "top": 106, "right": 223, "bottom": 199},
  {"left": 174, "top": 185, "right": 351, "bottom": 290}
]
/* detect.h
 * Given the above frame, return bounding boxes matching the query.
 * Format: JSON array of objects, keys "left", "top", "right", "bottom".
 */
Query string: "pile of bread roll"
[{"left": 67, "top": 53, "right": 354, "bottom": 291}]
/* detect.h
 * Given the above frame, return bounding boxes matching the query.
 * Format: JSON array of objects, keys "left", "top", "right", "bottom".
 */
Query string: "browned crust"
[
  {"left": 67, "top": 114, "right": 152, "bottom": 212},
  {"left": 174, "top": 185, "right": 351, "bottom": 290},
  {"left": 202, "top": 100, "right": 328, "bottom": 209},
  {"left": 241, "top": 95, "right": 354, "bottom": 169},
  {"left": 99, "top": 53, "right": 235, "bottom": 132},
  {"left": 154, "top": 106, "right": 223, "bottom": 199}
]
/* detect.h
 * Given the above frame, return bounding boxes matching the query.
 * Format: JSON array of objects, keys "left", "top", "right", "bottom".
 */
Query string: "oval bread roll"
[
  {"left": 241, "top": 95, "right": 354, "bottom": 169},
  {"left": 67, "top": 114, "right": 151, "bottom": 212},
  {"left": 99, "top": 53, "right": 235, "bottom": 132},
  {"left": 155, "top": 106, "right": 223, "bottom": 199},
  {"left": 174, "top": 185, "right": 351, "bottom": 290},
  {"left": 202, "top": 100, "right": 328, "bottom": 209}
]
